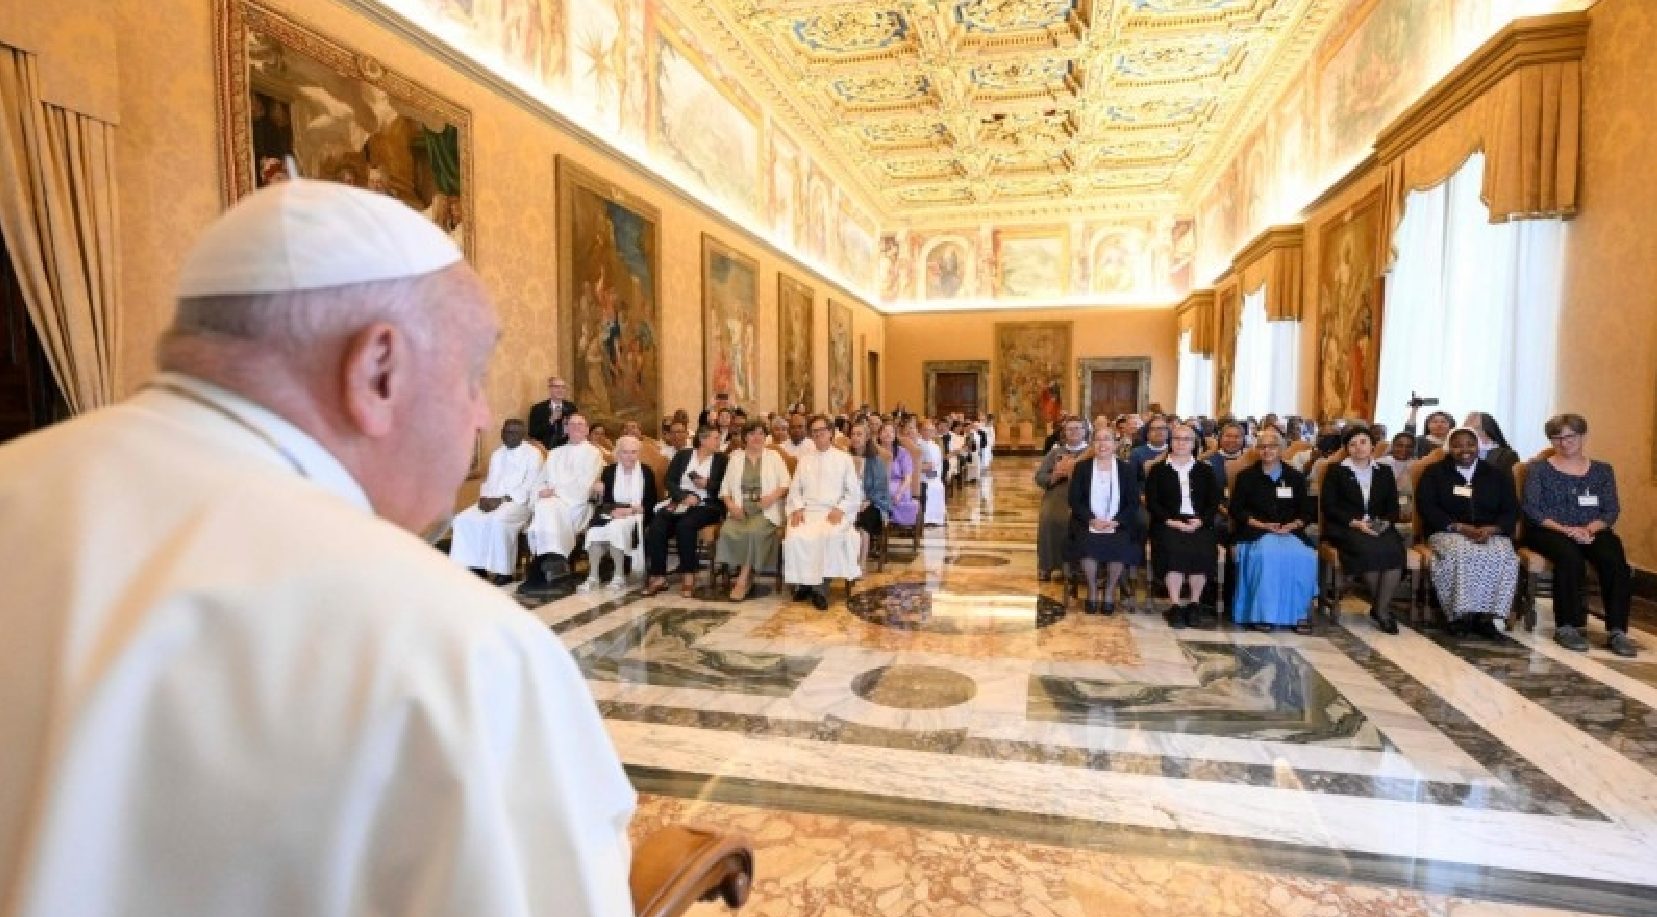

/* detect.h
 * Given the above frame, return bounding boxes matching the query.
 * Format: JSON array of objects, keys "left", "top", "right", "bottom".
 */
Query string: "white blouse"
[
  {"left": 1341, "top": 457, "right": 1374, "bottom": 515},
  {"left": 1090, "top": 459, "right": 1120, "bottom": 522},
  {"left": 1169, "top": 457, "right": 1196, "bottom": 517},
  {"left": 680, "top": 451, "right": 714, "bottom": 499},
  {"left": 611, "top": 464, "right": 644, "bottom": 507}
]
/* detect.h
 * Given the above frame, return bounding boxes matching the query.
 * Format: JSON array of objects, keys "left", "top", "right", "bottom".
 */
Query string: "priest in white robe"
[
  {"left": 0, "top": 179, "right": 634, "bottom": 917},
  {"left": 919, "top": 420, "right": 948, "bottom": 525},
  {"left": 524, "top": 413, "right": 606, "bottom": 582},
  {"left": 980, "top": 415, "right": 996, "bottom": 471},
  {"left": 448, "top": 418, "right": 541, "bottom": 581},
  {"left": 783, "top": 416, "right": 863, "bottom": 608}
]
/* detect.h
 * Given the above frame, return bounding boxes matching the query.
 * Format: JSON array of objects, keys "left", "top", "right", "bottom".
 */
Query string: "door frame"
[
  {"left": 923, "top": 360, "right": 989, "bottom": 418},
  {"left": 1076, "top": 357, "right": 1152, "bottom": 420}
]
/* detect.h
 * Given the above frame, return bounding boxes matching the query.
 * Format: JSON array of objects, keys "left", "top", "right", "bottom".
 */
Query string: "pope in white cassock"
[
  {"left": 448, "top": 417, "right": 541, "bottom": 581},
  {"left": 0, "top": 180, "right": 635, "bottom": 916},
  {"left": 784, "top": 415, "right": 864, "bottom": 609},
  {"left": 523, "top": 412, "right": 606, "bottom": 582}
]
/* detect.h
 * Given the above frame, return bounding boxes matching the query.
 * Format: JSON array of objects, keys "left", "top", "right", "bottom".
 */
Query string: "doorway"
[
  {"left": 923, "top": 360, "right": 989, "bottom": 419},
  {"left": 1076, "top": 357, "right": 1150, "bottom": 422},
  {"left": 865, "top": 350, "right": 880, "bottom": 410},
  {"left": 0, "top": 237, "right": 67, "bottom": 443}
]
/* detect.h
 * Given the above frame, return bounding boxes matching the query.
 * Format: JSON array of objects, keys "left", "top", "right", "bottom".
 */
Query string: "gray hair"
[{"left": 161, "top": 274, "right": 444, "bottom": 363}]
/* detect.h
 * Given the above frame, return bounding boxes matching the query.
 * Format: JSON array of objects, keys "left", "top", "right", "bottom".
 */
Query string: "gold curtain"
[
  {"left": 1178, "top": 289, "right": 1216, "bottom": 356},
  {"left": 1212, "top": 277, "right": 1240, "bottom": 417},
  {"left": 0, "top": 45, "right": 120, "bottom": 413},
  {"left": 1235, "top": 228, "right": 1305, "bottom": 322},
  {"left": 1376, "top": 13, "right": 1586, "bottom": 260}
]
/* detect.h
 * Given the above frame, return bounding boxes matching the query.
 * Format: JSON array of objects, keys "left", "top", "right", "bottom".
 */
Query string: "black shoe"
[
  {"left": 1190, "top": 604, "right": 1215, "bottom": 629},
  {"left": 1165, "top": 603, "right": 1188, "bottom": 630},
  {"left": 1447, "top": 618, "right": 1470, "bottom": 638},
  {"left": 1100, "top": 601, "right": 1116, "bottom": 616},
  {"left": 810, "top": 589, "right": 828, "bottom": 611},
  {"left": 1082, "top": 599, "right": 1099, "bottom": 615},
  {"left": 1369, "top": 609, "right": 1399, "bottom": 634},
  {"left": 1471, "top": 616, "right": 1502, "bottom": 640},
  {"left": 538, "top": 554, "right": 569, "bottom": 582},
  {"left": 792, "top": 586, "right": 809, "bottom": 600},
  {"left": 490, "top": 573, "right": 513, "bottom": 587}
]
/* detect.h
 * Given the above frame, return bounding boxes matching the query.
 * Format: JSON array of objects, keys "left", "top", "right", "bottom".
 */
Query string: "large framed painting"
[
  {"left": 556, "top": 156, "right": 662, "bottom": 430},
  {"left": 995, "top": 322, "right": 1071, "bottom": 430},
  {"left": 1316, "top": 0, "right": 1448, "bottom": 173},
  {"left": 827, "top": 299, "right": 854, "bottom": 415},
  {"left": 215, "top": 0, "right": 474, "bottom": 256},
  {"left": 1317, "top": 188, "right": 1387, "bottom": 421},
  {"left": 778, "top": 274, "right": 814, "bottom": 410},
  {"left": 994, "top": 228, "right": 1069, "bottom": 299},
  {"left": 701, "top": 235, "right": 760, "bottom": 408}
]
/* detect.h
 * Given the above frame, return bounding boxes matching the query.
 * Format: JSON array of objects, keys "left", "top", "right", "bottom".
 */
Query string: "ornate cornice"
[
  {"left": 1175, "top": 288, "right": 1215, "bottom": 316},
  {"left": 1231, "top": 223, "right": 1305, "bottom": 273}
]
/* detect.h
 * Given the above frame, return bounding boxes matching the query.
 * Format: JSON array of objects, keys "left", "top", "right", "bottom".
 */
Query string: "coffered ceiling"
[{"left": 673, "top": 0, "right": 1345, "bottom": 226}]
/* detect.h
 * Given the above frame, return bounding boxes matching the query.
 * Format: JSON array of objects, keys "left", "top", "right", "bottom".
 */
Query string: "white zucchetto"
[{"left": 176, "top": 178, "right": 463, "bottom": 297}]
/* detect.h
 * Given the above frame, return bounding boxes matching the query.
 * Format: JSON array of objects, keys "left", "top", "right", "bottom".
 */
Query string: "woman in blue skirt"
[{"left": 1229, "top": 428, "right": 1319, "bottom": 633}]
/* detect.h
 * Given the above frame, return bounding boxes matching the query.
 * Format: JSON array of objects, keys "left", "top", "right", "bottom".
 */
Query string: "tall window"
[
  {"left": 1175, "top": 329, "right": 1213, "bottom": 418},
  {"left": 1373, "top": 153, "right": 1564, "bottom": 457},
  {"left": 1230, "top": 288, "right": 1300, "bottom": 418}
]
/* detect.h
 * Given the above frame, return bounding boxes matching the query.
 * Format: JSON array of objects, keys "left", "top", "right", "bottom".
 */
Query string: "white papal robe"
[
  {"left": 448, "top": 442, "right": 540, "bottom": 575},
  {"left": 0, "top": 373, "right": 635, "bottom": 917},
  {"left": 525, "top": 441, "right": 605, "bottom": 558},
  {"left": 783, "top": 445, "right": 863, "bottom": 585},
  {"left": 921, "top": 440, "right": 947, "bottom": 524}
]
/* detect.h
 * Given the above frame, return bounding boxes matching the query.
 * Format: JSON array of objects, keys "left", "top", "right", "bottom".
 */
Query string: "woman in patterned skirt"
[{"left": 1416, "top": 427, "right": 1520, "bottom": 637}]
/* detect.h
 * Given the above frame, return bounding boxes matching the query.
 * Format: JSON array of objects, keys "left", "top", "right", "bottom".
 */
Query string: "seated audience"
[
  {"left": 1522, "top": 413, "right": 1636, "bottom": 657},
  {"left": 717, "top": 420, "right": 791, "bottom": 601},
  {"left": 1205, "top": 421, "right": 1247, "bottom": 489},
  {"left": 1146, "top": 423, "right": 1221, "bottom": 629},
  {"left": 1068, "top": 425, "right": 1142, "bottom": 614},
  {"left": 1035, "top": 417, "right": 1090, "bottom": 581},
  {"left": 524, "top": 414, "right": 605, "bottom": 585},
  {"left": 1321, "top": 425, "right": 1407, "bottom": 634},
  {"left": 979, "top": 415, "right": 996, "bottom": 471},
  {"left": 1230, "top": 429, "right": 1318, "bottom": 633},
  {"left": 881, "top": 420, "right": 918, "bottom": 527},
  {"left": 1041, "top": 418, "right": 1063, "bottom": 454},
  {"left": 1130, "top": 416, "right": 1171, "bottom": 480},
  {"left": 588, "top": 422, "right": 614, "bottom": 455},
  {"left": 1403, "top": 403, "right": 1456, "bottom": 457},
  {"left": 658, "top": 419, "right": 689, "bottom": 461},
  {"left": 449, "top": 419, "right": 540, "bottom": 584},
  {"left": 1464, "top": 411, "right": 1520, "bottom": 476},
  {"left": 581, "top": 435, "right": 658, "bottom": 592},
  {"left": 1417, "top": 427, "right": 1521, "bottom": 637},
  {"left": 918, "top": 419, "right": 947, "bottom": 525},
  {"left": 643, "top": 426, "right": 728, "bottom": 597},
  {"left": 848, "top": 422, "right": 891, "bottom": 572}
]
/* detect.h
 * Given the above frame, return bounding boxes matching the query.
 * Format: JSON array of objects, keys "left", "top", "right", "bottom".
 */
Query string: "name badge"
[
  {"left": 1578, "top": 494, "right": 1600, "bottom": 507},
  {"left": 1275, "top": 486, "right": 1294, "bottom": 499},
  {"left": 1398, "top": 495, "right": 1409, "bottom": 505},
  {"left": 1452, "top": 485, "right": 1473, "bottom": 499}
]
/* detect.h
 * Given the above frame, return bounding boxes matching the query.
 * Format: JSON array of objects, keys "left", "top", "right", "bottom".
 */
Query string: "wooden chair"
[
  {"left": 1511, "top": 458, "right": 1548, "bottom": 632},
  {"left": 880, "top": 439, "right": 926, "bottom": 565},
  {"left": 1313, "top": 456, "right": 1422, "bottom": 624},
  {"left": 630, "top": 825, "right": 754, "bottom": 917}
]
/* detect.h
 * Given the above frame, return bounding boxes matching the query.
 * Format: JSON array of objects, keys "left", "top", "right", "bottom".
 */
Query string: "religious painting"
[
  {"left": 922, "top": 236, "right": 973, "bottom": 300},
  {"left": 800, "top": 161, "right": 835, "bottom": 263},
  {"left": 995, "top": 322, "right": 1072, "bottom": 431},
  {"left": 1317, "top": 0, "right": 1448, "bottom": 174},
  {"left": 701, "top": 235, "right": 760, "bottom": 409},
  {"left": 1215, "top": 287, "right": 1239, "bottom": 417},
  {"left": 876, "top": 233, "right": 907, "bottom": 302},
  {"left": 1167, "top": 217, "right": 1196, "bottom": 295},
  {"left": 828, "top": 299, "right": 854, "bottom": 415},
  {"left": 1087, "top": 227, "right": 1147, "bottom": 296},
  {"left": 778, "top": 275, "right": 814, "bottom": 410},
  {"left": 652, "top": 25, "right": 760, "bottom": 218},
  {"left": 1317, "top": 189, "right": 1386, "bottom": 421},
  {"left": 556, "top": 156, "right": 661, "bottom": 430},
  {"left": 768, "top": 129, "right": 802, "bottom": 244},
  {"left": 994, "top": 229, "right": 1069, "bottom": 300},
  {"left": 836, "top": 201, "right": 879, "bottom": 290},
  {"left": 565, "top": 0, "right": 647, "bottom": 140},
  {"left": 215, "top": 0, "right": 474, "bottom": 256}
]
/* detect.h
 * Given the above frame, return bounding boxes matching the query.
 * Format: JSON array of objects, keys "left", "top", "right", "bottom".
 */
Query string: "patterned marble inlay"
[
  {"left": 846, "top": 581, "right": 1066, "bottom": 633},
  {"left": 852, "top": 664, "right": 978, "bottom": 709},
  {"left": 945, "top": 552, "right": 1011, "bottom": 566},
  {"left": 572, "top": 606, "right": 819, "bottom": 696}
]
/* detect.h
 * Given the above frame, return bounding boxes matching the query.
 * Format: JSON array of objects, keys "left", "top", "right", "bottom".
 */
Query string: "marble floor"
[{"left": 521, "top": 457, "right": 1657, "bottom": 916}]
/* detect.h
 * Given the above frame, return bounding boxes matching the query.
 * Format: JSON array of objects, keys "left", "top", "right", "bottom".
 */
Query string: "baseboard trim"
[{"left": 1635, "top": 566, "right": 1656, "bottom": 602}]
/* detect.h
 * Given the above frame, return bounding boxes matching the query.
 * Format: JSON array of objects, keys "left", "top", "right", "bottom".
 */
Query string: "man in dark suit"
[{"left": 528, "top": 376, "right": 578, "bottom": 450}]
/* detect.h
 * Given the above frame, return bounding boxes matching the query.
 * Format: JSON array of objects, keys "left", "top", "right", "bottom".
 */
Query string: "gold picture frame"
[
  {"left": 778, "top": 274, "right": 815, "bottom": 411},
  {"left": 701, "top": 234, "right": 761, "bottom": 409}
]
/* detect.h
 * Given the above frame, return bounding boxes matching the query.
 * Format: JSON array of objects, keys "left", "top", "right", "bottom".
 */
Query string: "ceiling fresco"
[{"left": 677, "top": 0, "right": 1346, "bottom": 225}]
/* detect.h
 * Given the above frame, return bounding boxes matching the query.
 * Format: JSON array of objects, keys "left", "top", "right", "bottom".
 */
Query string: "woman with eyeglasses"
[
  {"left": 1522, "top": 414, "right": 1636, "bottom": 657},
  {"left": 1067, "top": 425, "right": 1141, "bottom": 614},
  {"left": 1229, "top": 428, "right": 1318, "bottom": 633},
  {"left": 1417, "top": 427, "right": 1520, "bottom": 637},
  {"left": 1145, "top": 423, "right": 1220, "bottom": 628}
]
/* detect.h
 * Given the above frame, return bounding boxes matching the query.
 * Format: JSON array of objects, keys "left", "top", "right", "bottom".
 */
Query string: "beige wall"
[
  {"left": 885, "top": 307, "right": 1178, "bottom": 418},
  {"left": 1558, "top": 0, "right": 1657, "bottom": 569},
  {"left": 103, "top": 0, "right": 879, "bottom": 435}
]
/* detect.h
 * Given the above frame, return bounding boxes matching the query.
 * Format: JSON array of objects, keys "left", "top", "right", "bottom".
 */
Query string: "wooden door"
[
  {"left": 0, "top": 237, "right": 65, "bottom": 444},
  {"left": 865, "top": 351, "right": 880, "bottom": 410},
  {"left": 934, "top": 372, "right": 978, "bottom": 418},
  {"left": 1088, "top": 369, "right": 1139, "bottom": 421}
]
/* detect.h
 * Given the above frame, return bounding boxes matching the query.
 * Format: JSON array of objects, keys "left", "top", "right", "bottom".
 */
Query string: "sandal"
[
  {"left": 1293, "top": 620, "right": 1314, "bottom": 636},
  {"left": 1250, "top": 623, "right": 1274, "bottom": 634},
  {"left": 641, "top": 577, "right": 668, "bottom": 597},
  {"left": 729, "top": 577, "right": 751, "bottom": 602},
  {"left": 680, "top": 578, "right": 697, "bottom": 598}
]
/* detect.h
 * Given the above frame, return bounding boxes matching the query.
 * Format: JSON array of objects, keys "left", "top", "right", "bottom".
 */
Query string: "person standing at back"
[
  {"left": 0, "top": 180, "right": 635, "bottom": 917},
  {"left": 528, "top": 375, "right": 578, "bottom": 449}
]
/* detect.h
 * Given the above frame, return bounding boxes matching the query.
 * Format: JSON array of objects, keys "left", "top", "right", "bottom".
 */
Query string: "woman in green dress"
[{"left": 717, "top": 420, "right": 792, "bottom": 600}]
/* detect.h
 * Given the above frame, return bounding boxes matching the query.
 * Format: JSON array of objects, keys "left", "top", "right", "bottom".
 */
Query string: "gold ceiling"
[{"left": 675, "top": 0, "right": 1345, "bottom": 226}]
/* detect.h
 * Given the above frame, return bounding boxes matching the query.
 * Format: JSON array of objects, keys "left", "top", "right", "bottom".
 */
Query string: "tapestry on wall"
[
  {"left": 827, "top": 300, "right": 854, "bottom": 415},
  {"left": 214, "top": 0, "right": 474, "bottom": 256},
  {"left": 556, "top": 156, "right": 662, "bottom": 430},
  {"left": 778, "top": 275, "right": 814, "bottom": 410},
  {"left": 1317, "top": 0, "right": 1449, "bottom": 173},
  {"left": 701, "top": 235, "right": 759, "bottom": 408},
  {"left": 1317, "top": 189, "right": 1386, "bottom": 421},
  {"left": 995, "top": 322, "right": 1071, "bottom": 431}
]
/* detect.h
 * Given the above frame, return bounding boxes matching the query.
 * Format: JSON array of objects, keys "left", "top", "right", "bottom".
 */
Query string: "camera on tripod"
[{"left": 1407, "top": 391, "right": 1439, "bottom": 409}]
